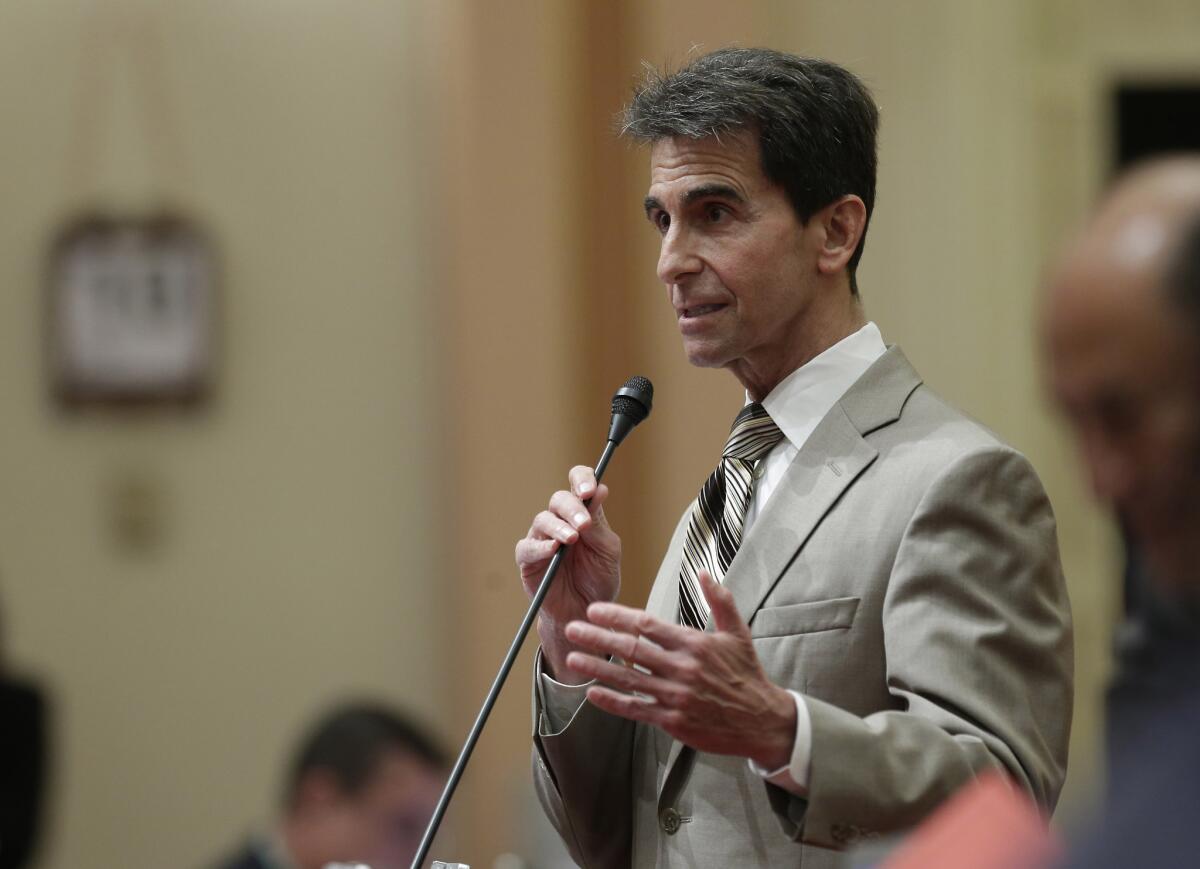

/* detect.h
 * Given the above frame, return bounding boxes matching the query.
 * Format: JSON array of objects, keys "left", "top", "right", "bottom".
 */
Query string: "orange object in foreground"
[{"left": 880, "top": 772, "right": 1063, "bottom": 869}]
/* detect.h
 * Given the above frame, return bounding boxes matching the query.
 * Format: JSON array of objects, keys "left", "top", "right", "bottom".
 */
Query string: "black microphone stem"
[{"left": 411, "top": 438, "right": 618, "bottom": 869}]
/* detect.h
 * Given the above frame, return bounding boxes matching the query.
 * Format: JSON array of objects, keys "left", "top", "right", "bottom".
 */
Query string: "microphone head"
[{"left": 612, "top": 375, "right": 654, "bottom": 425}]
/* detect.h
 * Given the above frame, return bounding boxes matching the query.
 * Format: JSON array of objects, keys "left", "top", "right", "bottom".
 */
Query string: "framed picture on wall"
[{"left": 46, "top": 211, "right": 219, "bottom": 409}]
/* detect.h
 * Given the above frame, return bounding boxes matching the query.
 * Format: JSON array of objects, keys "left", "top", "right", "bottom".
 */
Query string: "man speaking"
[{"left": 515, "top": 48, "right": 1072, "bottom": 867}]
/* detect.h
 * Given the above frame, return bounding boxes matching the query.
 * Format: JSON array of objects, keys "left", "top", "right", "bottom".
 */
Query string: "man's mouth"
[{"left": 681, "top": 304, "right": 726, "bottom": 318}]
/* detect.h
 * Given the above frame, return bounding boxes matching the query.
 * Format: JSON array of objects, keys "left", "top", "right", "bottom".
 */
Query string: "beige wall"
[
  {"left": 420, "top": 0, "right": 588, "bottom": 862},
  {"left": 0, "top": 3, "right": 443, "bottom": 867},
  {"left": 3, "top": 2, "right": 1199, "bottom": 868}
]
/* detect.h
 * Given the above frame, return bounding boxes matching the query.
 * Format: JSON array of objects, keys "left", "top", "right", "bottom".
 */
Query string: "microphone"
[
  {"left": 412, "top": 376, "right": 654, "bottom": 869},
  {"left": 608, "top": 375, "right": 654, "bottom": 448}
]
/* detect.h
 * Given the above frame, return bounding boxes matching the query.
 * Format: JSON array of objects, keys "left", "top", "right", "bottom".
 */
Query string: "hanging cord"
[{"left": 64, "top": 4, "right": 191, "bottom": 206}]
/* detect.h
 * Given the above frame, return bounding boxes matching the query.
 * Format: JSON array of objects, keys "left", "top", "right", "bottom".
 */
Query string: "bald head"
[
  {"left": 1050, "top": 158, "right": 1200, "bottom": 322},
  {"left": 1043, "top": 157, "right": 1200, "bottom": 592}
]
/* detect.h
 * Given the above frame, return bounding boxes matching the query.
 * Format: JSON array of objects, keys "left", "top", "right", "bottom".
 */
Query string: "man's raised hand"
[
  {"left": 515, "top": 465, "right": 622, "bottom": 683},
  {"left": 563, "top": 570, "right": 796, "bottom": 770}
]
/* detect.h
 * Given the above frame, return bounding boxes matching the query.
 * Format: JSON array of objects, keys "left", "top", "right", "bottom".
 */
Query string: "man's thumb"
[{"left": 698, "top": 569, "right": 747, "bottom": 635}]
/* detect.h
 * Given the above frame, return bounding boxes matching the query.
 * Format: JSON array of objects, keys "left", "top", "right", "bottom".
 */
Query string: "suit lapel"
[
  {"left": 718, "top": 346, "right": 922, "bottom": 630},
  {"left": 657, "top": 408, "right": 875, "bottom": 796},
  {"left": 722, "top": 405, "right": 878, "bottom": 628},
  {"left": 656, "top": 347, "right": 923, "bottom": 800}
]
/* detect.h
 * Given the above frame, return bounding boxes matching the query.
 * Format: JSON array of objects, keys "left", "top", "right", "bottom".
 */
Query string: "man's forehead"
[
  {"left": 1070, "top": 161, "right": 1200, "bottom": 280},
  {"left": 647, "top": 131, "right": 764, "bottom": 194},
  {"left": 1046, "top": 206, "right": 1174, "bottom": 318},
  {"left": 1046, "top": 248, "right": 1150, "bottom": 346},
  {"left": 1046, "top": 252, "right": 1194, "bottom": 392}
]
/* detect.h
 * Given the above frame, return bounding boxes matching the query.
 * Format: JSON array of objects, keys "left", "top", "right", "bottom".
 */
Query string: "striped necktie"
[{"left": 678, "top": 402, "right": 784, "bottom": 629}]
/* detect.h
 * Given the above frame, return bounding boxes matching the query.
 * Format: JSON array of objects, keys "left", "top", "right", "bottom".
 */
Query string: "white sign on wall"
[{"left": 47, "top": 213, "right": 219, "bottom": 408}]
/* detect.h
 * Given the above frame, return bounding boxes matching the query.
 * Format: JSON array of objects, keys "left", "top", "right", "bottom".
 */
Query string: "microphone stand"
[{"left": 411, "top": 439, "right": 619, "bottom": 869}]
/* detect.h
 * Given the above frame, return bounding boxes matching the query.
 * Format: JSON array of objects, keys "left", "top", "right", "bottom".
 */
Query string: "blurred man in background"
[
  {"left": 1043, "top": 156, "right": 1200, "bottom": 868},
  {"left": 212, "top": 702, "right": 445, "bottom": 869}
]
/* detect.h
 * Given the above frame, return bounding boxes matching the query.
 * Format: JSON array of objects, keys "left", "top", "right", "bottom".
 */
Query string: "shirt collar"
[{"left": 757, "top": 322, "right": 888, "bottom": 450}]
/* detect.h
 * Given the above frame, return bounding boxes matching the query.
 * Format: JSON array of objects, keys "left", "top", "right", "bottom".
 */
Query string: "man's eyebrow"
[
  {"left": 682, "top": 183, "right": 746, "bottom": 206},
  {"left": 643, "top": 184, "right": 747, "bottom": 218}
]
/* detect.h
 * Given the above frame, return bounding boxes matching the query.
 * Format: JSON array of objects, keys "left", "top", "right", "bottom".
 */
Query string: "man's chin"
[
  {"left": 681, "top": 340, "right": 730, "bottom": 369},
  {"left": 1135, "top": 514, "right": 1200, "bottom": 592}
]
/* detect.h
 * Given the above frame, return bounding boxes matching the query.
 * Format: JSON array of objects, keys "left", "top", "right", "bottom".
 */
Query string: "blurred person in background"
[
  {"left": 1043, "top": 156, "right": 1200, "bottom": 868},
  {"left": 211, "top": 702, "right": 445, "bottom": 869},
  {"left": 517, "top": 47, "right": 1072, "bottom": 867},
  {"left": 0, "top": 597, "right": 49, "bottom": 869}
]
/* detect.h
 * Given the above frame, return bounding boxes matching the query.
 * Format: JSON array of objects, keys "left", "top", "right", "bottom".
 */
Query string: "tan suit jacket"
[{"left": 531, "top": 348, "right": 1073, "bottom": 868}]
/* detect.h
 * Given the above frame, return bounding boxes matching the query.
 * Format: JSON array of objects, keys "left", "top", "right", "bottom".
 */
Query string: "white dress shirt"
[{"left": 540, "top": 322, "right": 888, "bottom": 798}]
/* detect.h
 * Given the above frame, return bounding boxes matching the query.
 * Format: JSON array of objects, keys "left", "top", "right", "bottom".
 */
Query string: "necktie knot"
[{"left": 723, "top": 402, "right": 784, "bottom": 463}]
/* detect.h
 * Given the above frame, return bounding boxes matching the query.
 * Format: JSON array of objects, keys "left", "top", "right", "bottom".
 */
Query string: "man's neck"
[
  {"left": 735, "top": 296, "right": 868, "bottom": 401},
  {"left": 277, "top": 818, "right": 322, "bottom": 869},
  {"left": 1150, "top": 533, "right": 1200, "bottom": 603}
]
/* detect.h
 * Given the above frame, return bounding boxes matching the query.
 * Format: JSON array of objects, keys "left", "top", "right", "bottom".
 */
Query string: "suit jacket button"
[{"left": 660, "top": 807, "right": 682, "bottom": 835}]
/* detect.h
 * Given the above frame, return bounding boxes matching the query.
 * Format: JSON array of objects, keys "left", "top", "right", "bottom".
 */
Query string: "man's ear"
[
  {"left": 815, "top": 194, "right": 867, "bottom": 276},
  {"left": 292, "top": 769, "right": 342, "bottom": 816}
]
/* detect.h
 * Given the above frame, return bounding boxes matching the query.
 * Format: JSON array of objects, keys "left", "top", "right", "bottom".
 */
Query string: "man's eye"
[
  {"left": 1097, "top": 396, "right": 1139, "bottom": 439},
  {"left": 654, "top": 212, "right": 671, "bottom": 233},
  {"left": 706, "top": 205, "right": 727, "bottom": 222}
]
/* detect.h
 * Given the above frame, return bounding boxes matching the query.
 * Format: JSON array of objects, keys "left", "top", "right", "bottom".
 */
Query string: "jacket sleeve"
[
  {"left": 768, "top": 446, "right": 1073, "bottom": 848},
  {"left": 530, "top": 649, "right": 637, "bottom": 869}
]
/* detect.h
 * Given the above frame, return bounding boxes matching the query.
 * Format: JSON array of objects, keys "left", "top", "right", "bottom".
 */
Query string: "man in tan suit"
[{"left": 515, "top": 49, "right": 1072, "bottom": 867}]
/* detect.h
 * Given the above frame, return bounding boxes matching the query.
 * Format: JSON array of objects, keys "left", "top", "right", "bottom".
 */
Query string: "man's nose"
[
  {"left": 656, "top": 225, "right": 702, "bottom": 285},
  {"left": 1083, "top": 433, "right": 1137, "bottom": 506}
]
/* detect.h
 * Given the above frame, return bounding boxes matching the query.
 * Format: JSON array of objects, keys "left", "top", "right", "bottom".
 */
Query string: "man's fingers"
[
  {"left": 699, "top": 570, "right": 749, "bottom": 637},
  {"left": 568, "top": 465, "right": 598, "bottom": 499},
  {"left": 529, "top": 510, "right": 579, "bottom": 545},
  {"left": 585, "top": 601, "right": 696, "bottom": 650},
  {"left": 514, "top": 536, "right": 560, "bottom": 572},
  {"left": 585, "top": 483, "right": 610, "bottom": 522},
  {"left": 549, "top": 490, "right": 595, "bottom": 531},
  {"left": 564, "top": 621, "right": 682, "bottom": 675},
  {"left": 523, "top": 480, "right": 614, "bottom": 555},
  {"left": 585, "top": 685, "right": 683, "bottom": 731},
  {"left": 566, "top": 467, "right": 612, "bottom": 522},
  {"left": 565, "top": 651, "right": 687, "bottom": 705}
]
